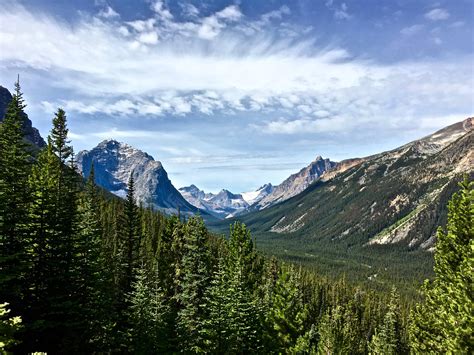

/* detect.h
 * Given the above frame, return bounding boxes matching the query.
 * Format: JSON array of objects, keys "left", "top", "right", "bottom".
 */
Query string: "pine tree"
[
  {"left": 123, "top": 172, "right": 140, "bottom": 295},
  {"left": 25, "top": 109, "right": 82, "bottom": 353},
  {"left": 0, "top": 79, "right": 32, "bottom": 312},
  {"left": 409, "top": 176, "right": 473, "bottom": 353},
  {"left": 221, "top": 222, "right": 263, "bottom": 353},
  {"left": 201, "top": 256, "right": 232, "bottom": 353},
  {"left": 128, "top": 267, "right": 170, "bottom": 353},
  {"left": 175, "top": 216, "right": 211, "bottom": 353},
  {"left": 369, "top": 288, "right": 402, "bottom": 354},
  {"left": 268, "top": 266, "right": 308, "bottom": 351},
  {"left": 78, "top": 164, "right": 116, "bottom": 351}
]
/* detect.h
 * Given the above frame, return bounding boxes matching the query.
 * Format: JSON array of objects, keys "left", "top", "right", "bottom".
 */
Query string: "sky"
[{"left": 0, "top": 0, "right": 473, "bottom": 193}]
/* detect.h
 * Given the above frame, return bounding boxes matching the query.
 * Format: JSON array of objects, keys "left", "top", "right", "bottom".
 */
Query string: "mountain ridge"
[{"left": 77, "top": 139, "right": 200, "bottom": 215}]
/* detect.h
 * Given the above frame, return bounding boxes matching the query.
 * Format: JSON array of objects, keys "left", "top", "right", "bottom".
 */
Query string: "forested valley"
[{"left": 0, "top": 84, "right": 472, "bottom": 354}]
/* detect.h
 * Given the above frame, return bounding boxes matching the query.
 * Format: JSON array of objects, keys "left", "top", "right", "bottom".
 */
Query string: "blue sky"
[{"left": 1, "top": 0, "right": 473, "bottom": 193}]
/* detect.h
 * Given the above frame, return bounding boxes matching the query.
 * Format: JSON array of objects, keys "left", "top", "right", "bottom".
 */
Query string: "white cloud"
[
  {"left": 151, "top": 0, "right": 173, "bottom": 20},
  {"left": 138, "top": 31, "right": 159, "bottom": 44},
  {"left": 197, "top": 5, "right": 243, "bottom": 39},
  {"left": 98, "top": 5, "right": 120, "bottom": 19},
  {"left": 424, "top": 8, "right": 450, "bottom": 21},
  {"left": 326, "top": 1, "right": 351, "bottom": 20},
  {"left": 400, "top": 24, "right": 424, "bottom": 36},
  {"left": 180, "top": 3, "right": 199, "bottom": 18}
]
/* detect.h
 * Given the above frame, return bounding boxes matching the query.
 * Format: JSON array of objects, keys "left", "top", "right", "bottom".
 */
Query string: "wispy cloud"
[
  {"left": 424, "top": 8, "right": 450, "bottom": 21},
  {"left": 325, "top": 1, "right": 351, "bottom": 20}
]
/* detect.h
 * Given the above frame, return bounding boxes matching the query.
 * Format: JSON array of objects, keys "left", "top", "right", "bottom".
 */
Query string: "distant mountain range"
[
  {"left": 178, "top": 156, "right": 337, "bottom": 218},
  {"left": 179, "top": 183, "right": 275, "bottom": 219},
  {"left": 0, "top": 86, "right": 46, "bottom": 148}
]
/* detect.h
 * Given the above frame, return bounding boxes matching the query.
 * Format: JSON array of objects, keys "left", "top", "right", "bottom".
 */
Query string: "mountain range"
[
  {"left": 179, "top": 183, "right": 274, "bottom": 219},
  {"left": 208, "top": 117, "right": 472, "bottom": 284}
]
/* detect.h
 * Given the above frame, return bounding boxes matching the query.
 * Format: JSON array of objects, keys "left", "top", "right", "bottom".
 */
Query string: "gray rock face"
[
  {"left": 254, "top": 156, "right": 337, "bottom": 209},
  {"left": 77, "top": 140, "right": 198, "bottom": 214},
  {"left": 0, "top": 85, "right": 46, "bottom": 148},
  {"left": 179, "top": 185, "right": 250, "bottom": 219}
]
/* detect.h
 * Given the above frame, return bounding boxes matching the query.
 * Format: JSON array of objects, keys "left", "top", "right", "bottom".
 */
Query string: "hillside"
[{"left": 210, "top": 118, "right": 473, "bottom": 287}]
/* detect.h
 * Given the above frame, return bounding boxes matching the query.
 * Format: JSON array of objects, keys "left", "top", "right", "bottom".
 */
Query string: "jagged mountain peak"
[
  {"left": 254, "top": 155, "right": 337, "bottom": 209},
  {"left": 77, "top": 141, "right": 195, "bottom": 214}
]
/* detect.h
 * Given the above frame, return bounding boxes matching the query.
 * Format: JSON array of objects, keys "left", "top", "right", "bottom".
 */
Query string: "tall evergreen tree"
[
  {"left": 128, "top": 267, "right": 170, "bottom": 353},
  {"left": 78, "top": 164, "right": 116, "bottom": 351},
  {"left": 369, "top": 288, "right": 402, "bottom": 354},
  {"left": 0, "top": 79, "right": 32, "bottom": 311},
  {"left": 175, "top": 216, "right": 211, "bottom": 353},
  {"left": 410, "top": 176, "right": 473, "bottom": 353},
  {"left": 268, "top": 266, "right": 308, "bottom": 352},
  {"left": 123, "top": 172, "right": 140, "bottom": 295},
  {"left": 24, "top": 108, "right": 82, "bottom": 353}
]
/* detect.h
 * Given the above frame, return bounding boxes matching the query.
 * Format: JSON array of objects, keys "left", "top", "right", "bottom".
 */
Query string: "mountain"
[
  {"left": 253, "top": 156, "right": 337, "bottom": 209},
  {"left": 0, "top": 85, "right": 46, "bottom": 148},
  {"left": 241, "top": 183, "right": 275, "bottom": 205},
  {"left": 179, "top": 156, "right": 335, "bottom": 219},
  {"left": 179, "top": 185, "right": 249, "bottom": 219},
  {"left": 211, "top": 118, "right": 473, "bottom": 284},
  {"left": 77, "top": 140, "right": 199, "bottom": 215}
]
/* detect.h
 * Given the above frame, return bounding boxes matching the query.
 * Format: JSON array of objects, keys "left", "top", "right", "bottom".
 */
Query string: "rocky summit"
[
  {"left": 253, "top": 156, "right": 337, "bottom": 209},
  {"left": 77, "top": 140, "right": 198, "bottom": 215}
]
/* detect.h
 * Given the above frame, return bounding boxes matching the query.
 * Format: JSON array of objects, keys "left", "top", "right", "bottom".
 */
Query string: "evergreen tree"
[
  {"left": 123, "top": 172, "right": 140, "bottom": 295},
  {"left": 410, "top": 176, "right": 473, "bottom": 353},
  {"left": 369, "top": 288, "right": 402, "bottom": 354},
  {"left": 268, "top": 266, "right": 308, "bottom": 352},
  {"left": 175, "top": 216, "right": 211, "bottom": 353},
  {"left": 128, "top": 267, "right": 170, "bottom": 353},
  {"left": 0, "top": 79, "right": 31, "bottom": 312},
  {"left": 78, "top": 164, "right": 116, "bottom": 351},
  {"left": 25, "top": 108, "right": 82, "bottom": 352}
]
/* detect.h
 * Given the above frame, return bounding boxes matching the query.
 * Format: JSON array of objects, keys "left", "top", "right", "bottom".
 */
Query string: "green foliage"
[
  {"left": 0, "top": 79, "right": 31, "bottom": 311},
  {"left": 128, "top": 267, "right": 170, "bottom": 353},
  {"left": 409, "top": 176, "right": 473, "bottom": 353},
  {"left": 0, "top": 303, "right": 22, "bottom": 353},
  {"left": 175, "top": 216, "right": 211, "bottom": 353},
  {"left": 369, "top": 288, "right": 403, "bottom": 354}
]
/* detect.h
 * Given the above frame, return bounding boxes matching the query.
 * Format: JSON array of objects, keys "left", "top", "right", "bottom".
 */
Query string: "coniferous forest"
[{"left": 0, "top": 83, "right": 472, "bottom": 353}]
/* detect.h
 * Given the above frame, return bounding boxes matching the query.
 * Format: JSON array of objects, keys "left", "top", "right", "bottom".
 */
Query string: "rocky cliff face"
[
  {"left": 77, "top": 140, "right": 198, "bottom": 215},
  {"left": 0, "top": 85, "right": 46, "bottom": 148},
  {"left": 254, "top": 156, "right": 337, "bottom": 209}
]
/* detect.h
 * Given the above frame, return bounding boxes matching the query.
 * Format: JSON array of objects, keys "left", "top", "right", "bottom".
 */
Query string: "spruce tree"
[
  {"left": 124, "top": 172, "right": 140, "bottom": 294},
  {"left": 409, "top": 177, "right": 473, "bottom": 353},
  {"left": 25, "top": 109, "right": 82, "bottom": 352},
  {"left": 369, "top": 288, "right": 402, "bottom": 354},
  {"left": 128, "top": 267, "right": 170, "bottom": 353},
  {"left": 268, "top": 266, "right": 308, "bottom": 351},
  {"left": 175, "top": 216, "right": 211, "bottom": 353},
  {"left": 78, "top": 164, "right": 116, "bottom": 351},
  {"left": 0, "top": 79, "right": 32, "bottom": 312}
]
